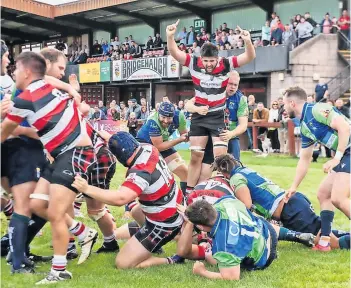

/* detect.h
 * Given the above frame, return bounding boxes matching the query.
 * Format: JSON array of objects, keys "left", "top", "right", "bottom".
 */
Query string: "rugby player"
[
  {"left": 72, "top": 132, "right": 185, "bottom": 269},
  {"left": 27, "top": 48, "right": 118, "bottom": 258},
  {"left": 185, "top": 196, "right": 278, "bottom": 280},
  {"left": 166, "top": 20, "right": 255, "bottom": 195},
  {"left": 215, "top": 154, "right": 349, "bottom": 249},
  {"left": 137, "top": 101, "right": 188, "bottom": 194},
  {"left": 284, "top": 86, "right": 350, "bottom": 251},
  {"left": 1, "top": 51, "right": 98, "bottom": 283}
]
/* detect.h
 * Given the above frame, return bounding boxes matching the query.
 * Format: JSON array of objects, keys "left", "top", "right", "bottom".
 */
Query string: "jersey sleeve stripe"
[
  {"left": 6, "top": 114, "right": 24, "bottom": 124},
  {"left": 232, "top": 56, "right": 239, "bottom": 68},
  {"left": 122, "top": 181, "right": 143, "bottom": 196},
  {"left": 184, "top": 54, "right": 191, "bottom": 67}
]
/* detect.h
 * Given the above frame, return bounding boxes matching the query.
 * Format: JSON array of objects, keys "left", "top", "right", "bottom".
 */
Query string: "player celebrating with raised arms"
[
  {"left": 72, "top": 132, "right": 184, "bottom": 269},
  {"left": 284, "top": 86, "right": 351, "bottom": 251},
  {"left": 166, "top": 20, "right": 255, "bottom": 194}
]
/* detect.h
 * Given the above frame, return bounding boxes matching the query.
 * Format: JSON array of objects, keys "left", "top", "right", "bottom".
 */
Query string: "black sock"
[
  {"left": 278, "top": 227, "right": 299, "bottom": 242},
  {"left": 320, "top": 210, "right": 334, "bottom": 237},
  {"left": 9, "top": 213, "right": 30, "bottom": 270},
  {"left": 25, "top": 214, "right": 47, "bottom": 255},
  {"left": 180, "top": 182, "right": 187, "bottom": 196}
]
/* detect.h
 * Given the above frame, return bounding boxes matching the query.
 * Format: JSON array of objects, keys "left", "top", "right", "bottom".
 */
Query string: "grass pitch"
[{"left": 1, "top": 152, "right": 349, "bottom": 288}]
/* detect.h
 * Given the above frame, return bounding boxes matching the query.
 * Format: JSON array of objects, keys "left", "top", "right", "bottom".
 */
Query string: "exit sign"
[{"left": 194, "top": 19, "right": 206, "bottom": 34}]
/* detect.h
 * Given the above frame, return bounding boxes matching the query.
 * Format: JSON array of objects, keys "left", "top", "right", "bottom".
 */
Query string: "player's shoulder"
[{"left": 311, "top": 102, "right": 335, "bottom": 119}]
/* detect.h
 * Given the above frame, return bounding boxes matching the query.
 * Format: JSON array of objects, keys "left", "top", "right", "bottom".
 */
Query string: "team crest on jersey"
[
  {"left": 127, "top": 173, "right": 137, "bottom": 183},
  {"left": 320, "top": 108, "right": 331, "bottom": 118}
]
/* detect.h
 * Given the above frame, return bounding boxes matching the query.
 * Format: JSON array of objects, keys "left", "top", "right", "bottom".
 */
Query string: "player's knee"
[
  {"left": 190, "top": 149, "right": 205, "bottom": 163},
  {"left": 88, "top": 207, "right": 107, "bottom": 222},
  {"left": 168, "top": 157, "right": 187, "bottom": 173},
  {"left": 317, "top": 190, "right": 330, "bottom": 203},
  {"left": 29, "top": 193, "right": 49, "bottom": 214},
  {"left": 176, "top": 244, "right": 189, "bottom": 258},
  {"left": 331, "top": 194, "right": 343, "bottom": 209},
  {"left": 115, "top": 254, "right": 133, "bottom": 269}
]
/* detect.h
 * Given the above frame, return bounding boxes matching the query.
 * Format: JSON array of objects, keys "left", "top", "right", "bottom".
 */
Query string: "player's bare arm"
[{"left": 236, "top": 26, "right": 256, "bottom": 67}]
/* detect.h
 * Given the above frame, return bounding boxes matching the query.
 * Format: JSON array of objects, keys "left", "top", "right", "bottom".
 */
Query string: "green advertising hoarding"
[{"left": 100, "top": 61, "right": 111, "bottom": 82}]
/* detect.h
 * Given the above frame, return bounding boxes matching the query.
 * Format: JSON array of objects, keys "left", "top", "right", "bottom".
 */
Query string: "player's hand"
[
  {"left": 284, "top": 187, "right": 296, "bottom": 203},
  {"left": 1, "top": 95, "right": 12, "bottom": 119},
  {"left": 196, "top": 105, "right": 209, "bottom": 115},
  {"left": 237, "top": 26, "right": 251, "bottom": 42},
  {"left": 193, "top": 261, "right": 206, "bottom": 275},
  {"left": 69, "top": 74, "right": 80, "bottom": 92},
  {"left": 180, "top": 133, "right": 188, "bottom": 142},
  {"left": 72, "top": 174, "right": 89, "bottom": 193},
  {"left": 323, "top": 158, "right": 340, "bottom": 174},
  {"left": 166, "top": 19, "right": 180, "bottom": 37},
  {"left": 176, "top": 203, "right": 189, "bottom": 222},
  {"left": 219, "top": 130, "right": 233, "bottom": 142}
]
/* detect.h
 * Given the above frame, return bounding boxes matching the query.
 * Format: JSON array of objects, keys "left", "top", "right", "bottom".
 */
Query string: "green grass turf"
[{"left": 1, "top": 152, "right": 350, "bottom": 288}]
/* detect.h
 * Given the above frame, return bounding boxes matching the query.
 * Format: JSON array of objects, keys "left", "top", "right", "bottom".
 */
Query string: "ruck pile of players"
[{"left": 0, "top": 20, "right": 350, "bottom": 284}]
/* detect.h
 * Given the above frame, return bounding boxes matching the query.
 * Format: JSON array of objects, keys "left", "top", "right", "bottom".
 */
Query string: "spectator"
[
  {"left": 271, "top": 23, "right": 283, "bottom": 45},
  {"left": 214, "top": 35, "right": 221, "bottom": 46},
  {"left": 128, "top": 35, "right": 133, "bottom": 46},
  {"left": 98, "top": 100, "right": 107, "bottom": 115},
  {"left": 338, "top": 9, "right": 350, "bottom": 49},
  {"left": 177, "top": 100, "right": 184, "bottom": 111},
  {"left": 219, "top": 35, "right": 230, "bottom": 46},
  {"left": 186, "top": 26, "right": 196, "bottom": 46},
  {"left": 125, "top": 98, "right": 141, "bottom": 120},
  {"left": 270, "top": 12, "right": 278, "bottom": 28},
  {"left": 128, "top": 42, "right": 136, "bottom": 55},
  {"left": 275, "top": 17, "right": 285, "bottom": 32},
  {"left": 73, "top": 49, "right": 88, "bottom": 64},
  {"left": 282, "top": 24, "right": 297, "bottom": 49},
  {"left": 120, "top": 101, "right": 128, "bottom": 120},
  {"left": 101, "top": 40, "right": 109, "bottom": 55},
  {"left": 331, "top": 16, "right": 339, "bottom": 33},
  {"left": 177, "top": 27, "right": 187, "bottom": 45},
  {"left": 306, "top": 94, "right": 315, "bottom": 103},
  {"left": 124, "top": 43, "right": 132, "bottom": 54},
  {"left": 320, "top": 13, "right": 333, "bottom": 34},
  {"left": 127, "top": 112, "right": 138, "bottom": 137},
  {"left": 227, "top": 29, "right": 236, "bottom": 46},
  {"left": 153, "top": 33, "right": 162, "bottom": 48},
  {"left": 253, "top": 102, "right": 269, "bottom": 151},
  {"left": 335, "top": 99, "right": 350, "bottom": 118},
  {"left": 140, "top": 97, "right": 147, "bottom": 108},
  {"left": 91, "top": 105, "right": 107, "bottom": 120},
  {"left": 222, "top": 22, "right": 230, "bottom": 33},
  {"left": 315, "top": 80, "right": 329, "bottom": 102},
  {"left": 192, "top": 41, "right": 201, "bottom": 53},
  {"left": 124, "top": 37, "right": 129, "bottom": 45},
  {"left": 107, "top": 102, "right": 120, "bottom": 119},
  {"left": 107, "top": 45, "right": 114, "bottom": 57},
  {"left": 295, "top": 14, "right": 302, "bottom": 23},
  {"left": 261, "top": 21, "right": 271, "bottom": 46},
  {"left": 277, "top": 97, "right": 289, "bottom": 154},
  {"left": 268, "top": 100, "right": 280, "bottom": 152},
  {"left": 201, "top": 30, "right": 209, "bottom": 41},
  {"left": 111, "top": 36, "right": 120, "bottom": 48},
  {"left": 110, "top": 108, "right": 120, "bottom": 120},
  {"left": 195, "top": 34, "right": 204, "bottom": 47},
  {"left": 162, "top": 96, "right": 170, "bottom": 102},
  {"left": 305, "top": 12, "right": 318, "bottom": 29},
  {"left": 55, "top": 39, "right": 66, "bottom": 51},
  {"left": 92, "top": 40, "right": 103, "bottom": 55},
  {"left": 140, "top": 105, "right": 149, "bottom": 120},
  {"left": 225, "top": 43, "right": 232, "bottom": 50},
  {"left": 327, "top": 99, "right": 335, "bottom": 106},
  {"left": 146, "top": 36, "right": 153, "bottom": 50},
  {"left": 178, "top": 43, "right": 186, "bottom": 51},
  {"left": 295, "top": 16, "right": 314, "bottom": 45},
  {"left": 125, "top": 53, "right": 133, "bottom": 60},
  {"left": 247, "top": 94, "right": 257, "bottom": 149},
  {"left": 312, "top": 143, "right": 321, "bottom": 162}
]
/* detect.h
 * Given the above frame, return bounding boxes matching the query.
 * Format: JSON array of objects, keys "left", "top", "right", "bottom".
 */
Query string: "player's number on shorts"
[{"left": 157, "top": 158, "right": 173, "bottom": 187}]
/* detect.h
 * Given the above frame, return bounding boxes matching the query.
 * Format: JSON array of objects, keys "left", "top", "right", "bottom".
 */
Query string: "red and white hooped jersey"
[
  {"left": 7, "top": 80, "right": 86, "bottom": 158},
  {"left": 85, "top": 120, "right": 106, "bottom": 153},
  {"left": 187, "top": 175, "right": 234, "bottom": 205},
  {"left": 121, "top": 144, "right": 183, "bottom": 227},
  {"left": 184, "top": 54, "right": 240, "bottom": 112}
]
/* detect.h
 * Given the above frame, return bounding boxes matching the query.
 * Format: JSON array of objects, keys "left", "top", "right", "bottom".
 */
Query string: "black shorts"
[
  {"left": 134, "top": 219, "right": 182, "bottom": 253},
  {"left": 280, "top": 192, "right": 321, "bottom": 235},
  {"left": 160, "top": 148, "right": 177, "bottom": 159},
  {"left": 50, "top": 146, "right": 97, "bottom": 193},
  {"left": 1, "top": 138, "right": 46, "bottom": 187},
  {"left": 190, "top": 111, "right": 225, "bottom": 138},
  {"left": 333, "top": 149, "right": 350, "bottom": 174},
  {"left": 89, "top": 146, "right": 116, "bottom": 189},
  {"left": 41, "top": 160, "right": 54, "bottom": 182}
]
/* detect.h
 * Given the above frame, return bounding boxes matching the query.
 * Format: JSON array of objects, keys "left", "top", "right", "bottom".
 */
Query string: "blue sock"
[
  {"left": 8, "top": 213, "right": 30, "bottom": 270},
  {"left": 180, "top": 182, "right": 187, "bottom": 196},
  {"left": 25, "top": 214, "right": 47, "bottom": 255},
  {"left": 278, "top": 227, "right": 299, "bottom": 241},
  {"left": 320, "top": 210, "right": 334, "bottom": 237},
  {"left": 339, "top": 235, "right": 350, "bottom": 250},
  {"left": 332, "top": 229, "right": 349, "bottom": 238}
]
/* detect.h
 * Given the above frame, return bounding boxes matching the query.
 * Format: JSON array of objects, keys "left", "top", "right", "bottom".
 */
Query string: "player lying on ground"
[
  {"left": 284, "top": 86, "right": 351, "bottom": 251},
  {"left": 72, "top": 132, "right": 185, "bottom": 269},
  {"left": 182, "top": 196, "right": 278, "bottom": 280},
  {"left": 214, "top": 153, "right": 350, "bottom": 250},
  {"left": 137, "top": 101, "right": 188, "bottom": 195},
  {"left": 166, "top": 20, "right": 255, "bottom": 195}
]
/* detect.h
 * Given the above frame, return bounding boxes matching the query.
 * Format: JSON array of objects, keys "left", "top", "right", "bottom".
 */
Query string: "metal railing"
[
  {"left": 338, "top": 30, "right": 351, "bottom": 51},
  {"left": 326, "top": 65, "right": 350, "bottom": 101}
]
